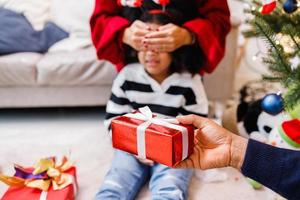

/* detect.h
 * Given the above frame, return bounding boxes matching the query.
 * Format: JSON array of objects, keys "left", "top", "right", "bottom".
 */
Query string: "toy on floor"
[
  {"left": 236, "top": 88, "right": 288, "bottom": 141},
  {"left": 223, "top": 82, "right": 300, "bottom": 190}
]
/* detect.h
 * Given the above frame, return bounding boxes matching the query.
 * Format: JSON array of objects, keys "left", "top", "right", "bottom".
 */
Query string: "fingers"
[
  {"left": 134, "top": 156, "right": 154, "bottom": 166},
  {"left": 174, "top": 159, "right": 189, "bottom": 168},
  {"left": 141, "top": 36, "right": 175, "bottom": 52},
  {"left": 143, "top": 37, "right": 172, "bottom": 45},
  {"left": 144, "top": 23, "right": 174, "bottom": 38},
  {"left": 175, "top": 145, "right": 202, "bottom": 169},
  {"left": 177, "top": 115, "right": 209, "bottom": 130},
  {"left": 133, "top": 20, "right": 150, "bottom": 30},
  {"left": 157, "top": 23, "right": 174, "bottom": 31},
  {"left": 145, "top": 44, "right": 174, "bottom": 52},
  {"left": 131, "top": 28, "right": 150, "bottom": 37},
  {"left": 174, "top": 157, "right": 195, "bottom": 168},
  {"left": 131, "top": 20, "right": 151, "bottom": 36},
  {"left": 141, "top": 159, "right": 154, "bottom": 166},
  {"left": 145, "top": 31, "right": 169, "bottom": 39}
]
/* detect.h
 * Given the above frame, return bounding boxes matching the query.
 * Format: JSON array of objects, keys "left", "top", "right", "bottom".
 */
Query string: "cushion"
[
  {"left": 50, "top": 0, "right": 94, "bottom": 36},
  {"left": 0, "top": 0, "right": 51, "bottom": 30},
  {"left": 49, "top": 0, "right": 95, "bottom": 51},
  {"left": 36, "top": 47, "right": 117, "bottom": 86},
  {"left": 0, "top": 52, "right": 42, "bottom": 86},
  {"left": 0, "top": 8, "right": 69, "bottom": 55}
]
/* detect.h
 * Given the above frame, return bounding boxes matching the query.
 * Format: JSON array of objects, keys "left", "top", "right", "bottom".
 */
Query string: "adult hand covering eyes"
[
  {"left": 142, "top": 23, "right": 193, "bottom": 52},
  {"left": 123, "top": 20, "right": 151, "bottom": 51},
  {"left": 175, "top": 114, "right": 248, "bottom": 170},
  {"left": 90, "top": 0, "right": 231, "bottom": 73},
  {"left": 123, "top": 22, "right": 193, "bottom": 53}
]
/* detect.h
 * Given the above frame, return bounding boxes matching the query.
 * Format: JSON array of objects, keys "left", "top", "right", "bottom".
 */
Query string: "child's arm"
[{"left": 104, "top": 72, "right": 132, "bottom": 132}]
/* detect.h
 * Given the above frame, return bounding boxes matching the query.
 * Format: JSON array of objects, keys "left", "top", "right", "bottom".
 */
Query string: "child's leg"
[
  {"left": 94, "top": 150, "right": 151, "bottom": 200},
  {"left": 149, "top": 164, "right": 193, "bottom": 200}
]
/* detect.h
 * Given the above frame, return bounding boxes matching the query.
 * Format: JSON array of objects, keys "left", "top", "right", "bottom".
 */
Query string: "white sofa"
[{"left": 0, "top": 0, "right": 240, "bottom": 108}]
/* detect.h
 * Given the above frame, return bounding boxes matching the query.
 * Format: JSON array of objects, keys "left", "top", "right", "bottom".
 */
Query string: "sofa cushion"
[
  {"left": 0, "top": 0, "right": 51, "bottom": 30},
  {"left": 0, "top": 8, "right": 68, "bottom": 55},
  {"left": 48, "top": 0, "right": 95, "bottom": 52},
  {"left": 36, "top": 47, "right": 117, "bottom": 86},
  {"left": 50, "top": 0, "right": 94, "bottom": 35},
  {"left": 0, "top": 52, "right": 42, "bottom": 86}
]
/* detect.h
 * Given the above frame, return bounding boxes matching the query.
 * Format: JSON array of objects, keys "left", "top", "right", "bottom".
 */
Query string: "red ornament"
[
  {"left": 134, "top": 0, "right": 143, "bottom": 7},
  {"left": 260, "top": 0, "right": 277, "bottom": 14},
  {"left": 159, "top": 0, "right": 170, "bottom": 6}
]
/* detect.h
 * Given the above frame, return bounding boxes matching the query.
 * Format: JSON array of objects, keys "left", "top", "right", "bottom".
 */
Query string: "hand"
[
  {"left": 175, "top": 115, "right": 248, "bottom": 170},
  {"left": 134, "top": 156, "right": 154, "bottom": 166},
  {"left": 142, "top": 23, "right": 193, "bottom": 52},
  {"left": 122, "top": 20, "right": 151, "bottom": 51}
]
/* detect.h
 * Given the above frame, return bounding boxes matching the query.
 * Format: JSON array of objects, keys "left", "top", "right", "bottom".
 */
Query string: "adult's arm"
[
  {"left": 242, "top": 139, "right": 300, "bottom": 200},
  {"left": 90, "top": 0, "right": 129, "bottom": 71},
  {"left": 183, "top": 0, "right": 231, "bottom": 74},
  {"left": 175, "top": 115, "right": 300, "bottom": 199}
]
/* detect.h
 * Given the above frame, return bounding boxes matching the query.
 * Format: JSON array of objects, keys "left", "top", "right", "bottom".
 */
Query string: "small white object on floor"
[{"left": 194, "top": 169, "right": 228, "bottom": 183}]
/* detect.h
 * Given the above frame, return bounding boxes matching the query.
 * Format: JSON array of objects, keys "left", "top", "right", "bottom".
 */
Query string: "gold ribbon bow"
[{"left": 0, "top": 156, "right": 74, "bottom": 191}]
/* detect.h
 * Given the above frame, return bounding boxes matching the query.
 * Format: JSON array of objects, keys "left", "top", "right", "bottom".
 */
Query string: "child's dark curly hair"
[{"left": 121, "top": 1, "right": 205, "bottom": 75}]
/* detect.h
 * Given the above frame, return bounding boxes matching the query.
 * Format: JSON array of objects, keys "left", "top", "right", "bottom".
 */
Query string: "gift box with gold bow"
[
  {"left": 112, "top": 106, "right": 194, "bottom": 167},
  {"left": 0, "top": 157, "right": 77, "bottom": 200}
]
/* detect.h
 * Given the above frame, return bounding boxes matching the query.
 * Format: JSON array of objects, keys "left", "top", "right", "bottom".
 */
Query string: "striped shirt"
[{"left": 105, "top": 63, "right": 208, "bottom": 130}]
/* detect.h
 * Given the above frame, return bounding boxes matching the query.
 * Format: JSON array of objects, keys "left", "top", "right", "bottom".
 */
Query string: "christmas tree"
[{"left": 240, "top": 0, "right": 300, "bottom": 111}]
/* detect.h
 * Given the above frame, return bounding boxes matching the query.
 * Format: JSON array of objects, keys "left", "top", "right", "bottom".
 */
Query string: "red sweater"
[{"left": 90, "top": 0, "right": 231, "bottom": 74}]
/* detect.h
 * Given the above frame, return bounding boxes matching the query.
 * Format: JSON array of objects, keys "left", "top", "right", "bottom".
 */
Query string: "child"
[{"left": 95, "top": 8, "right": 208, "bottom": 200}]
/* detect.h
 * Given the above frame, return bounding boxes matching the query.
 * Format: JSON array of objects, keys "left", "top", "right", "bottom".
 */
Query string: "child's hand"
[{"left": 134, "top": 155, "right": 154, "bottom": 166}]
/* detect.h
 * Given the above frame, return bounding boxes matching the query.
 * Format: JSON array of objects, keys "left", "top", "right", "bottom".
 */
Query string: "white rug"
[{"left": 0, "top": 108, "right": 279, "bottom": 200}]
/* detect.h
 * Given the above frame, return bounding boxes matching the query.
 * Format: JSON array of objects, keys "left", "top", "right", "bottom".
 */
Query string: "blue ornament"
[
  {"left": 283, "top": 0, "right": 298, "bottom": 14},
  {"left": 261, "top": 93, "right": 284, "bottom": 115}
]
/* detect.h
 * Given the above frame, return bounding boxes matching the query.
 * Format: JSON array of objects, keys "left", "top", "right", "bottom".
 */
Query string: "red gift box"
[
  {"left": 112, "top": 107, "right": 194, "bottom": 167},
  {"left": 2, "top": 167, "right": 77, "bottom": 200}
]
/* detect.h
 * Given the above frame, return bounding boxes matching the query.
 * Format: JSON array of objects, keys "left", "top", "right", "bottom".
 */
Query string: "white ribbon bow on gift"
[{"left": 125, "top": 106, "right": 189, "bottom": 161}]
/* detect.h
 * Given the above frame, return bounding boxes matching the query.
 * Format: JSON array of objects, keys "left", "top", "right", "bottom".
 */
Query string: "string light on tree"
[
  {"left": 252, "top": 51, "right": 261, "bottom": 61},
  {"left": 276, "top": 34, "right": 298, "bottom": 54},
  {"left": 290, "top": 56, "right": 300, "bottom": 70}
]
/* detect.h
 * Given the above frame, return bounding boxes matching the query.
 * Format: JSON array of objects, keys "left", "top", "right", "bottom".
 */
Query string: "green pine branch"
[{"left": 238, "top": 0, "right": 300, "bottom": 110}]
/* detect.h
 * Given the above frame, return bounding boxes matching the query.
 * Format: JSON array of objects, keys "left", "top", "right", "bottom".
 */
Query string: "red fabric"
[
  {"left": 1, "top": 167, "right": 77, "bottom": 200},
  {"left": 282, "top": 119, "right": 300, "bottom": 144},
  {"left": 90, "top": 0, "right": 231, "bottom": 74},
  {"left": 111, "top": 116, "right": 194, "bottom": 167}
]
